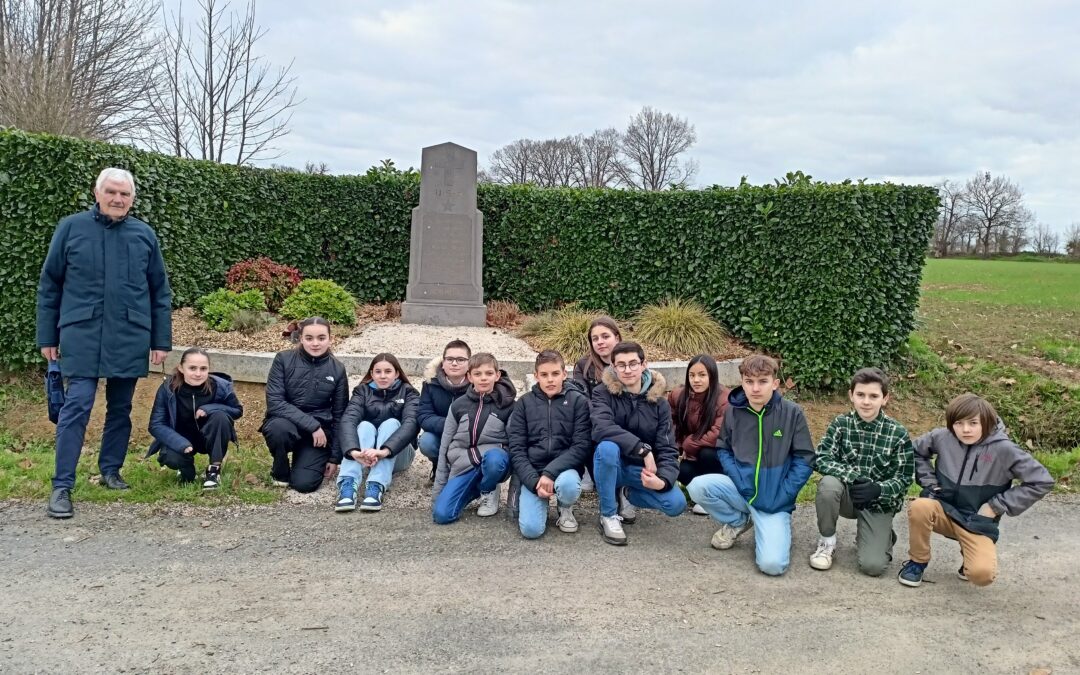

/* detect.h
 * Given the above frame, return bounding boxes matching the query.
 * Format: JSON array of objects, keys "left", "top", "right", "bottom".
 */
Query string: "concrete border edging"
[{"left": 160, "top": 348, "right": 743, "bottom": 388}]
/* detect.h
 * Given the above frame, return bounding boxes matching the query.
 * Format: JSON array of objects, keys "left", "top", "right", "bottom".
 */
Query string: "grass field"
[{"left": 921, "top": 258, "right": 1080, "bottom": 310}]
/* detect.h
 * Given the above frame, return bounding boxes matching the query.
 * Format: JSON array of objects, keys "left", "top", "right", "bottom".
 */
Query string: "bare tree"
[
  {"left": 570, "top": 128, "right": 621, "bottom": 188},
  {"left": 488, "top": 138, "right": 536, "bottom": 184},
  {"left": 528, "top": 137, "right": 578, "bottom": 187},
  {"left": 963, "top": 171, "right": 1026, "bottom": 257},
  {"left": 147, "top": 0, "right": 299, "bottom": 165},
  {"left": 1066, "top": 223, "right": 1080, "bottom": 258},
  {"left": 617, "top": 106, "right": 697, "bottom": 191},
  {"left": 0, "top": 0, "right": 161, "bottom": 140},
  {"left": 270, "top": 161, "right": 328, "bottom": 175},
  {"left": 932, "top": 179, "right": 971, "bottom": 257},
  {"left": 1031, "top": 222, "right": 1061, "bottom": 256}
]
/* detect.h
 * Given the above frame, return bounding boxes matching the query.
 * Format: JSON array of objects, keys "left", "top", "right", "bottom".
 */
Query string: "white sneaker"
[
  {"left": 556, "top": 506, "right": 579, "bottom": 533},
  {"left": 598, "top": 514, "right": 627, "bottom": 545},
  {"left": 580, "top": 471, "right": 595, "bottom": 493},
  {"left": 477, "top": 490, "right": 500, "bottom": 517},
  {"left": 692, "top": 503, "right": 708, "bottom": 516},
  {"left": 617, "top": 487, "right": 637, "bottom": 524},
  {"left": 711, "top": 520, "right": 753, "bottom": 550},
  {"left": 809, "top": 538, "right": 836, "bottom": 570}
]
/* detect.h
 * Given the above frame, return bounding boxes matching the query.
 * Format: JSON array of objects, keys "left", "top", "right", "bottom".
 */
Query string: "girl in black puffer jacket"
[
  {"left": 334, "top": 353, "right": 420, "bottom": 513},
  {"left": 260, "top": 317, "right": 348, "bottom": 493}
]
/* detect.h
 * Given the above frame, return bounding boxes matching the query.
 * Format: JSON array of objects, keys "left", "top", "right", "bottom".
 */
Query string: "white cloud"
[{"left": 241, "top": 0, "right": 1079, "bottom": 231}]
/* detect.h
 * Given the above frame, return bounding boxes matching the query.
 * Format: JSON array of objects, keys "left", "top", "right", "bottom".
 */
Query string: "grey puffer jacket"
[
  {"left": 915, "top": 420, "right": 1053, "bottom": 542},
  {"left": 432, "top": 371, "right": 517, "bottom": 500}
]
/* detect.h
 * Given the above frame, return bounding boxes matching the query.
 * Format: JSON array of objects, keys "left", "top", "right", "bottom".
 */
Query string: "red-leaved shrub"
[{"left": 225, "top": 257, "right": 302, "bottom": 312}]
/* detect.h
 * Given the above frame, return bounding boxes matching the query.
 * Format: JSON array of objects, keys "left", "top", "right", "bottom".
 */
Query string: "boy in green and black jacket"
[{"left": 809, "top": 368, "right": 915, "bottom": 576}]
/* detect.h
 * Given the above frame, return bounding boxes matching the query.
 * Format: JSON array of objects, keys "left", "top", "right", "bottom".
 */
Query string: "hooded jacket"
[
  {"left": 508, "top": 379, "right": 591, "bottom": 492},
  {"left": 914, "top": 421, "right": 1053, "bottom": 542},
  {"left": 417, "top": 357, "right": 471, "bottom": 438},
  {"left": 337, "top": 378, "right": 420, "bottom": 458},
  {"left": 36, "top": 205, "right": 172, "bottom": 378},
  {"left": 261, "top": 348, "right": 349, "bottom": 462},
  {"left": 717, "top": 387, "right": 815, "bottom": 514},
  {"left": 432, "top": 371, "right": 518, "bottom": 500},
  {"left": 590, "top": 367, "right": 679, "bottom": 490},
  {"left": 667, "top": 385, "right": 730, "bottom": 460},
  {"left": 147, "top": 373, "right": 243, "bottom": 457}
]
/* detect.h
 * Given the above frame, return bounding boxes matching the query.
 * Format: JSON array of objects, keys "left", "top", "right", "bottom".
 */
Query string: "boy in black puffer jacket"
[
  {"left": 508, "top": 350, "right": 591, "bottom": 539},
  {"left": 592, "top": 342, "right": 686, "bottom": 546},
  {"left": 432, "top": 353, "right": 517, "bottom": 524}
]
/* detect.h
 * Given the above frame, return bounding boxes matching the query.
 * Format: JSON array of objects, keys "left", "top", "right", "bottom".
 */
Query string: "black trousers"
[
  {"left": 261, "top": 417, "right": 331, "bottom": 493},
  {"left": 678, "top": 447, "right": 725, "bottom": 486},
  {"left": 159, "top": 411, "right": 234, "bottom": 482}
]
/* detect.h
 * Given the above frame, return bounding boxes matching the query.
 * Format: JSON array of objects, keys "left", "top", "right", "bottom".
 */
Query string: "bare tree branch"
[
  {"left": 963, "top": 171, "right": 1026, "bottom": 257},
  {"left": 617, "top": 106, "right": 697, "bottom": 191},
  {"left": 146, "top": 0, "right": 299, "bottom": 165}
]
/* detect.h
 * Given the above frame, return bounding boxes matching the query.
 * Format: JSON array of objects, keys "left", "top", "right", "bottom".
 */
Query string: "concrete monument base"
[{"left": 401, "top": 300, "right": 486, "bottom": 327}]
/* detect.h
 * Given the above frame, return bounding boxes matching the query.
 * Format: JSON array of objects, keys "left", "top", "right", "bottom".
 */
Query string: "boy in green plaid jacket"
[{"left": 809, "top": 368, "right": 915, "bottom": 576}]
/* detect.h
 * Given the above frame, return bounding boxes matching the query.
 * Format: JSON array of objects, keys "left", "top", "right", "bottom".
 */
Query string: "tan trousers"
[{"left": 907, "top": 497, "right": 998, "bottom": 586}]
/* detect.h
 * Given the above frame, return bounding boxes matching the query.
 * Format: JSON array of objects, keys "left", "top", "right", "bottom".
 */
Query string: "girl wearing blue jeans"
[{"left": 335, "top": 353, "right": 419, "bottom": 512}]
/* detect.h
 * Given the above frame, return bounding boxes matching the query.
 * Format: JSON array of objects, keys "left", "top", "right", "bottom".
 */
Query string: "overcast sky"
[{"left": 241, "top": 0, "right": 1078, "bottom": 233}]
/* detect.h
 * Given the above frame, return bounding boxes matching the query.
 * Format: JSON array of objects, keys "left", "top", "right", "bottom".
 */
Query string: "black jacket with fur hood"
[{"left": 590, "top": 367, "right": 679, "bottom": 490}]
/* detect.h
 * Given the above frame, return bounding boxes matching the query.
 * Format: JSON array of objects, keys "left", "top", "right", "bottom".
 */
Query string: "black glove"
[{"left": 849, "top": 477, "right": 882, "bottom": 508}]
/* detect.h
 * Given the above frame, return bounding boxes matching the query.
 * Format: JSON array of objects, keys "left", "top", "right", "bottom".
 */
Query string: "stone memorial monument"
[{"left": 400, "top": 142, "right": 487, "bottom": 326}]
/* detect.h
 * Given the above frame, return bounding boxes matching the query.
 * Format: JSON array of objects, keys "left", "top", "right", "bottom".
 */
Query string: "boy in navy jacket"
[{"left": 687, "top": 354, "right": 815, "bottom": 575}]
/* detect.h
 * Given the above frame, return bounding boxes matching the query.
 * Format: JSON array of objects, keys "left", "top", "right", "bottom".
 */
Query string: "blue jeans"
[
  {"left": 432, "top": 448, "right": 510, "bottom": 524},
  {"left": 418, "top": 431, "right": 441, "bottom": 462},
  {"left": 338, "top": 419, "right": 414, "bottom": 489},
  {"left": 518, "top": 469, "right": 582, "bottom": 539},
  {"left": 592, "top": 440, "right": 686, "bottom": 518},
  {"left": 53, "top": 377, "right": 137, "bottom": 489},
  {"left": 687, "top": 473, "right": 793, "bottom": 576}
]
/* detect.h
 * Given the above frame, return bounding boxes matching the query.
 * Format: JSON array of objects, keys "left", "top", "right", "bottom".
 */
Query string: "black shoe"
[
  {"left": 100, "top": 474, "right": 130, "bottom": 490},
  {"left": 428, "top": 464, "right": 436, "bottom": 485},
  {"left": 202, "top": 466, "right": 221, "bottom": 491},
  {"left": 47, "top": 488, "right": 74, "bottom": 519}
]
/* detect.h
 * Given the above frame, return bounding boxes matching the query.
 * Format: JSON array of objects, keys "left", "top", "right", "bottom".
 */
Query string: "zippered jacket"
[
  {"left": 717, "top": 387, "right": 815, "bottom": 514},
  {"left": 147, "top": 373, "right": 242, "bottom": 456},
  {"left": 914, "top": 421, "right": 1052, "bottom": 542},
  {"left": 508, "top": 380, "right": 591, "bottom": 492},
  {"left": 432, "top": 371, "right": 518, "bottom": 500},
  {"left": 261, "top": 349, "right": 349, "bottom": 462},
  {"left": 337, "top": 379, "right": 420, "bottom": 458},
  {"left": 417, "top": 357, "right": 470, "bottom": 438},
  {"left": 590, "top": 368, "right": 679, "bottom": 490}
]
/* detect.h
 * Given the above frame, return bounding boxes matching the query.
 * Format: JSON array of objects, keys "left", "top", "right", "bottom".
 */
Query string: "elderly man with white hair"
[{"left": 36, "top": 167, "right": 173, "bottom": 519}]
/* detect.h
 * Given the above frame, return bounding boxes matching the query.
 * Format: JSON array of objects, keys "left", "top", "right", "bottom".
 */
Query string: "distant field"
[{"left": 921, "top": 258, "right": 1080, "bottom": 310}]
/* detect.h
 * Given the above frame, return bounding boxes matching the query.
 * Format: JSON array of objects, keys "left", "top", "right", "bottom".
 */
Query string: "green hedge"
[{"left": 0, "top": 129, "right": 938, "bottom": 385}]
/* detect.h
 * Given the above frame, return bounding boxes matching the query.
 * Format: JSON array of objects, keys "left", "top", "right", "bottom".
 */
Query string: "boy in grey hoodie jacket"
[{"left": 898, "top": 393, "right": 1053, "bottom": 588}]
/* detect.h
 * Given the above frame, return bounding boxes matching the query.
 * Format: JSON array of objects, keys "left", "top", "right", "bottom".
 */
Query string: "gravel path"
[
  {"left": 337, "top": 322, "right": 538, "bottom": 360},
  {"left": 1, "top": 496, "right": 1077, "bottom": 673}
]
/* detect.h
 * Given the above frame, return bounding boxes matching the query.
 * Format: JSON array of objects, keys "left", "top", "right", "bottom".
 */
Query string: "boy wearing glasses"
[
  {"left": 591, "top": 342, "right": 686, "bottom": 546},
  {"left": 687, "top": 354, "right": 815, "bottom": 576},
  {"left": 418, "top": 340, "right": 472, "bottom": 482}
]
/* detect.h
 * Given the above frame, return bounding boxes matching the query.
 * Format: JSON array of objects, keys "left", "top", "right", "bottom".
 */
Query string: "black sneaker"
[
  {"left": 202, "top": 466, "right": 221, "bottom": 491},
  {"left": 957, "top": 566, "right": 968, "bottom": 581},
  {"left": 428, "top": 464, "right": 436, "bottom": 485},
  {"left": 47, "top": 488, "right": 74, "bottom": 519}
]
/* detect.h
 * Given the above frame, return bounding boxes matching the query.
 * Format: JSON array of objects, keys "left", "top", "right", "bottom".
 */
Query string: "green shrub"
[
  {"left": 230, "top": 309, "right": 276, "bottom": 336},
  {"left": 633, "top": 298, "right": 727, "bottom": 356},
  {"left": 518, "top": 304, "right": 598, "bottom": 362},
  {"left": 0, "top": 129, "right": 938, "bottom": 385},
  {"left": 194, "top": 289, "right": 266, "bottom": 331},
  {"left": 280, "top": 279, "right": 356, "bottom": 326}
]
